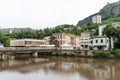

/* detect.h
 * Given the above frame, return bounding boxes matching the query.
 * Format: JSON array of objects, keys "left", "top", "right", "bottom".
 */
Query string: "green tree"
[
  {"left": 0, "top": 36, "right": 10, "bottom": 47},
  {"left": 103, "top": 24, "right": 117, "bottom": 50},
  {"left": 36, "top": 29, "right": 45, "bottom": 39}
]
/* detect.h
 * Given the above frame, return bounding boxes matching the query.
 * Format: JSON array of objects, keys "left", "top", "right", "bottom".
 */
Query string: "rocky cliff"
[{"left": 77, "top": 1, "right": 120, "bottom": 26}]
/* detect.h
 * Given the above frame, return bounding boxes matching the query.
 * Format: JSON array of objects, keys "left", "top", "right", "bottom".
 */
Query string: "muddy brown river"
[{"left": 0, "top": 57, "right": 119, "bottom": 80}]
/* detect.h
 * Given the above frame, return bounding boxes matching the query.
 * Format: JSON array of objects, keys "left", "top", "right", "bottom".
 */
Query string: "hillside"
[
  {"left": 77, "top": 0, "right": 120, "bottom": 26},
  {"left": 1, "top": 28, "right": 35, "bottom": 33}
]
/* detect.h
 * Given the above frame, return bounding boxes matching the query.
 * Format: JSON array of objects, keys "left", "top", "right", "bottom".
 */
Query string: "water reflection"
[{"left": 0, "top": 57, "right": 120, "bottom": 80}]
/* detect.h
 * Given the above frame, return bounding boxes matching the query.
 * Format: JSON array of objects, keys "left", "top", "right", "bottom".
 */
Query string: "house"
[
  {"left": 89, "top": 24, "right": 114, "bottom": 50},
  {"left": 90, "top": 36, "right": 110, "bottom": 50}
]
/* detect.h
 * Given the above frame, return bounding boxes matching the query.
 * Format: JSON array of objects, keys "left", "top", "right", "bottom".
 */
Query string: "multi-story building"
[
  {"left": 80, "top": 32, "right": 90, "bottom": 50},
  {"left": 92, "top": 15, "right": 102, "bottom": 24},
  {"left": 90, "top": 24, "right": 114, "bottom": 50},
  {"left": 90, "top": 36, "right": 110, "bottom": 50},
  {"left": 52, "top": 33, "right": 80, "bottom": 48}
]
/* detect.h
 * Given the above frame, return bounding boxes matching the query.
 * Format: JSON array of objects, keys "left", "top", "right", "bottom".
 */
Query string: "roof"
[{"left": 90, "top": 36, "right": 108, "bottom": 39}]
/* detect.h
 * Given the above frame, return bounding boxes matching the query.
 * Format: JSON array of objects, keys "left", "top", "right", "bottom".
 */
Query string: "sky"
[{"left": 0, "top": 0, "right": 118, "bottom": 29}]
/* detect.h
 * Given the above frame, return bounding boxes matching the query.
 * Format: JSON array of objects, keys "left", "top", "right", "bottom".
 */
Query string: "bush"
[
  {"left": 111, "top": 50, "right": 120, "bottom": 58},
  {"left": 93, "top": 51, "right": 110, "bottom": 58}
]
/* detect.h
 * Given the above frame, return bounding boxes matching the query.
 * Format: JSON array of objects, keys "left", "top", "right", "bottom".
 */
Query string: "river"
[{"left": 0, "top": 57, "right": 119, "bottom": 80}]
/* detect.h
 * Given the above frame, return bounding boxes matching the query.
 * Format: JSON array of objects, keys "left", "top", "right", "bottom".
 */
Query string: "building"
[
  {"left": 43, "top": 36, "right": 50, "bottom": 45},
  {"left": 98, "top": 24, "right": 107, "bottom": 36},
  {"left": 112, "top": 22, "right": 120, "bottom": 29},
  {"left": 52, "top": 33, "right": 80, "bottom": 48},
  {"left": 9, "top": 28, "right": 19, "bottom": 34},
  {"left": 89, "top": 24, "right": 114, "bottom": 50},
  {"left": 10, "top": 39, "right": 46, "bottom": 47},
  {"left": 92, "top": 15, "right": 102, "bottom": 24},
  {"left": 90, "top": 36, "right": 110, "bottom": 50},
  {"left": 80, "top": 32, "right": 90, "bottom": 50}
]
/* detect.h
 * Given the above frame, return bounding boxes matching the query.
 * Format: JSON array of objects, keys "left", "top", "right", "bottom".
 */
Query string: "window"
[
  {"left": 101, "top": 39, "right": 103, "bottom": 43},
  {"left": 60, "top": 35, "right": 62, "bottom": 39},
  {"left": 96, "top": 40, "right": 98, "bottom": 43},
  {"left": 91, "top": 41, "right": 93, "bottom": 43}
]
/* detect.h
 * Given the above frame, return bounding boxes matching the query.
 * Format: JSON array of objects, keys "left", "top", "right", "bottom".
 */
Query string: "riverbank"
[{"left": 43, "top": 50, "right": 120, "bottom": 58}]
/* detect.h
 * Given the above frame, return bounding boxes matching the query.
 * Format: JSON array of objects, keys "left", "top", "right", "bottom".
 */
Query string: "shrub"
[
  {"left": 93, "top": 51, "right": 110, "bottom": 58},
  {"left": 111, "top": 50, "right": 120, "bottom": 58}
]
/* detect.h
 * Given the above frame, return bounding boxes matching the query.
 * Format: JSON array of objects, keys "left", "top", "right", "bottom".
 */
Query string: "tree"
[
  {"left": 103, "top": 24, "right": 117, "bottom": 50},
  {"left": 0, "top": 36, "right": 10, "bottom": 47},
  {"left": 36, "top": 29, "right": 45, "bottom": 39}
]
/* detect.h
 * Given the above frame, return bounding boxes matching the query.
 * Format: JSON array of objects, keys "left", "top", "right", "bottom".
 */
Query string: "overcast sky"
[{"left": 0, "top": 0, "right": 118, "bottom": 29}]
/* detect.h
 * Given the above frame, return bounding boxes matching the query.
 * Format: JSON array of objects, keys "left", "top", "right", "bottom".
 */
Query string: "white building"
[
  {"left": 98, "top": 24, "right": 107, "bottom": 36},
  {"left": 90, "top": 24, "right": 114, "bottom": 50},
  {"left": 90, "top": 36, "right": 110, "bottom": 50},
  {"left": 92, "top": 15, "right": 102, "bottom": 24}
]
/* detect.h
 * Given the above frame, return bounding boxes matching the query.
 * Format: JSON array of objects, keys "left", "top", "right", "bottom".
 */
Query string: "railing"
[
  {"left": 0, "top": 46, "right": 74, "bottom": 51},
  {"left": 0, "top": 47, "right": 55, "bottom": 51}
]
